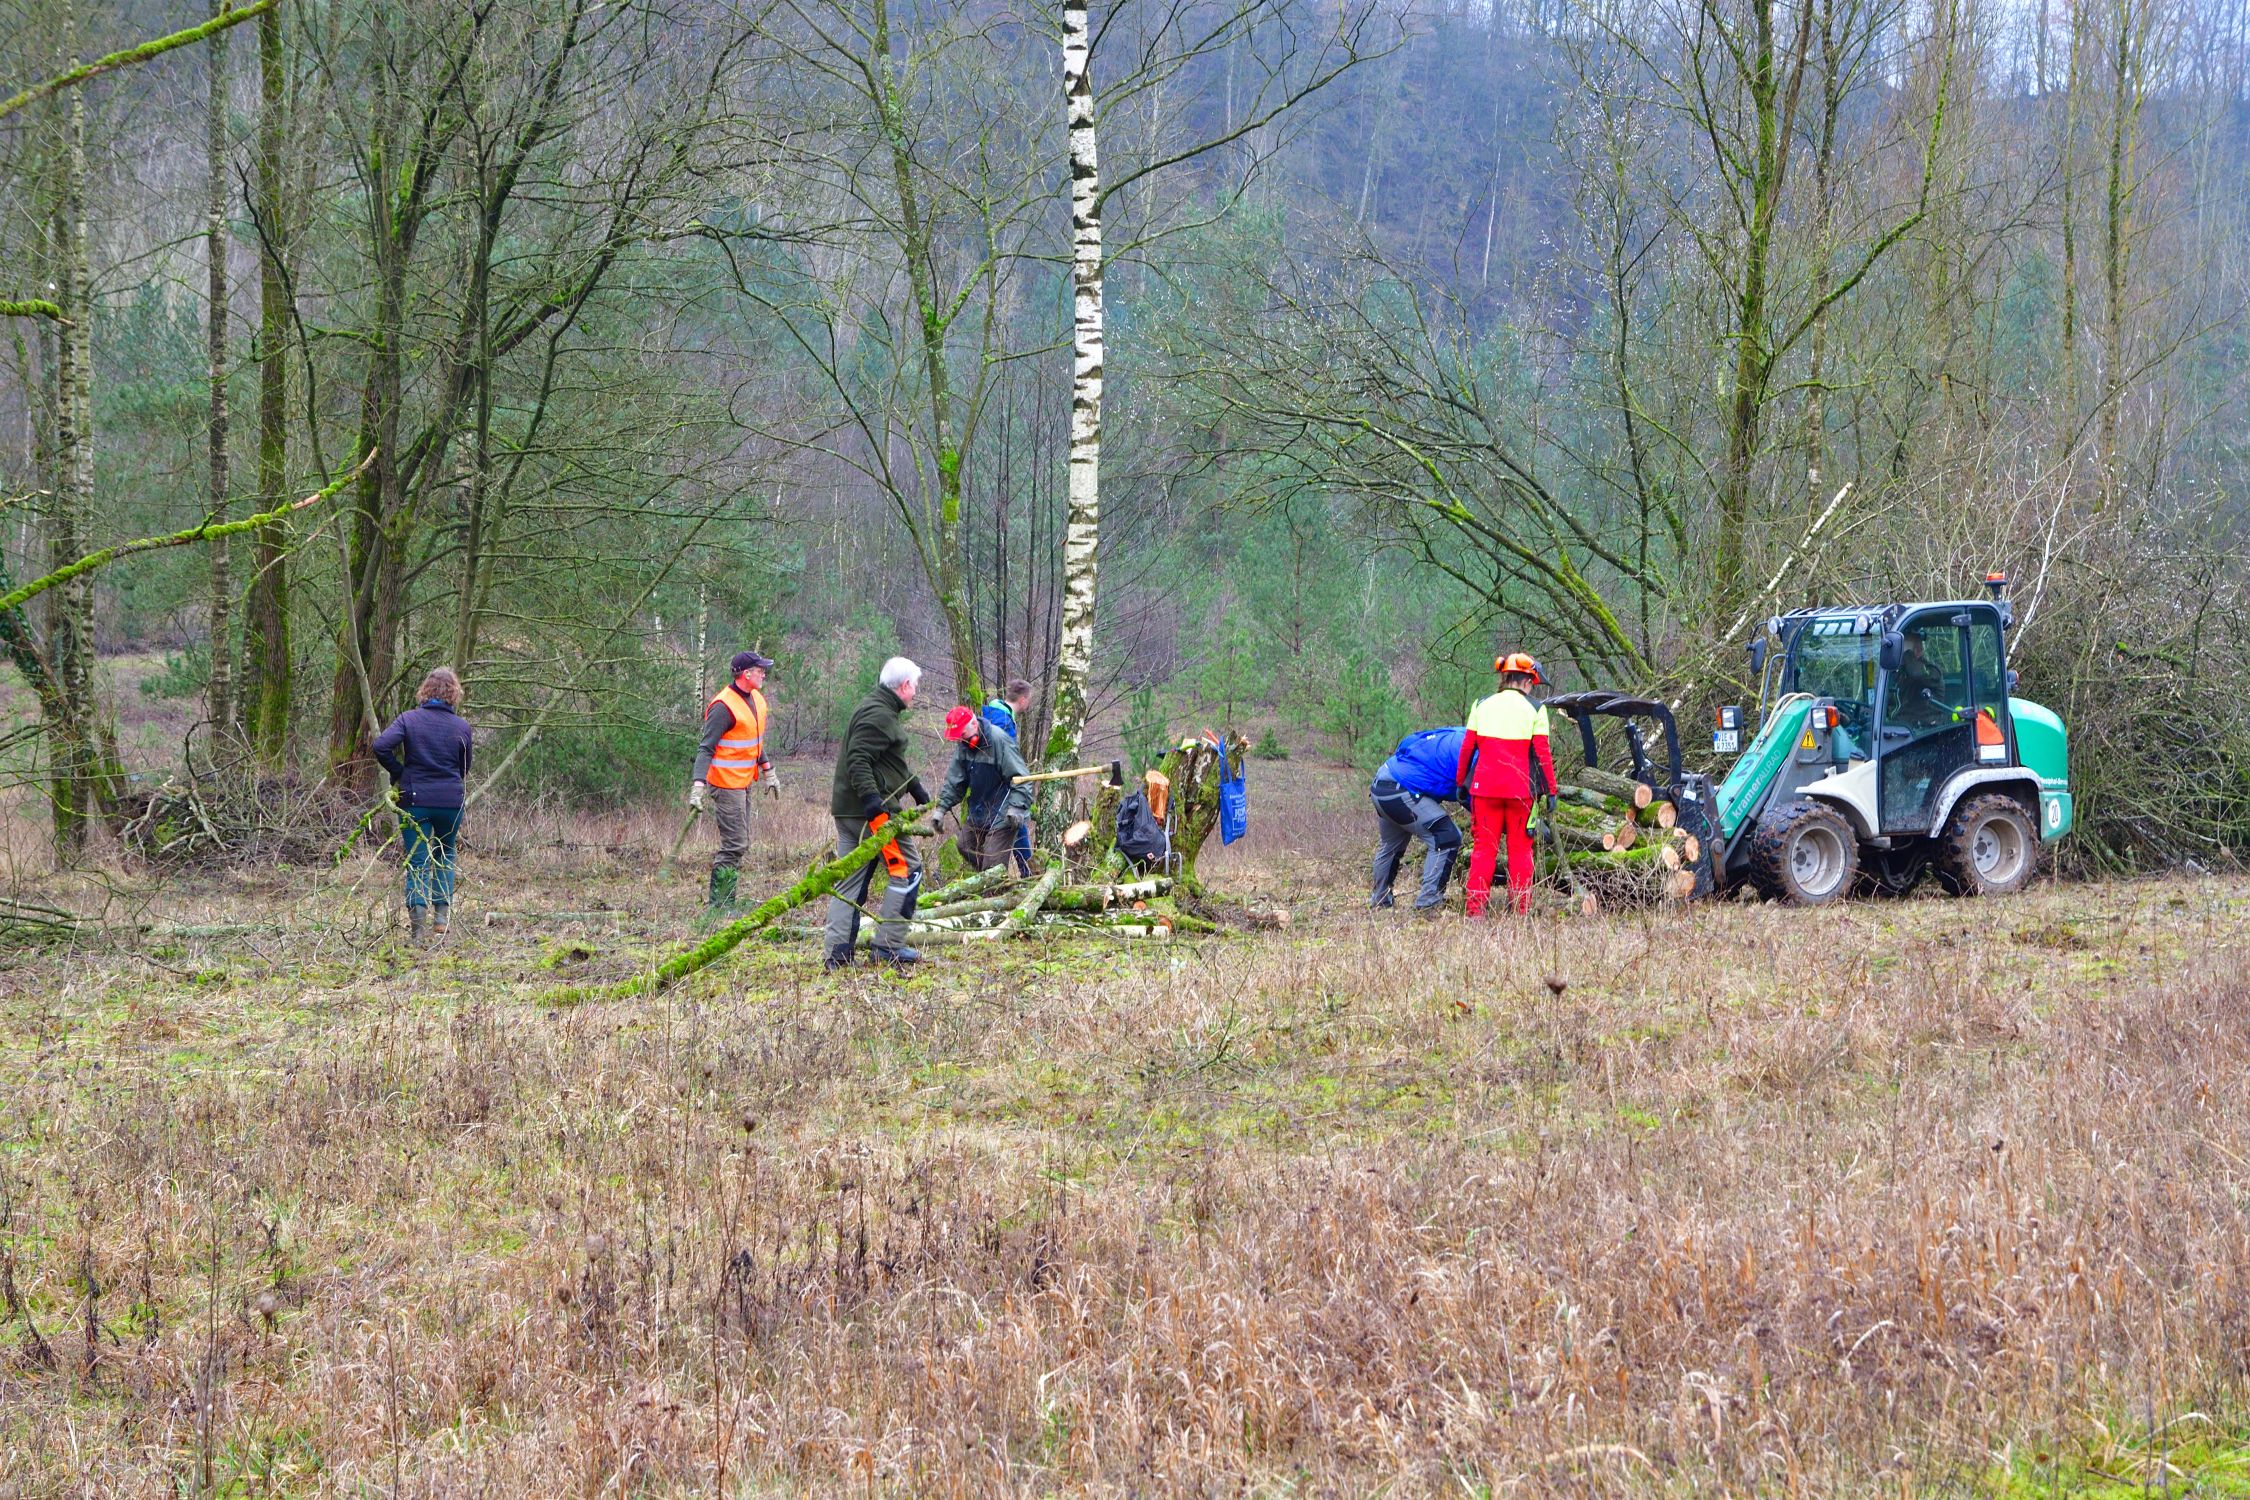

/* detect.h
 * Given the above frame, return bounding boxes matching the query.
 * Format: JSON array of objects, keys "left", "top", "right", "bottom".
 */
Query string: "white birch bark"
[{"left": 1046, "top": 0, "right": 1103, "bottom": 766}]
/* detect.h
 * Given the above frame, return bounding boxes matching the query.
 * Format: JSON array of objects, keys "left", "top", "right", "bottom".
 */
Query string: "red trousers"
[{"left": 1466, "top": 796, "right": 1534, "bottom": 916}]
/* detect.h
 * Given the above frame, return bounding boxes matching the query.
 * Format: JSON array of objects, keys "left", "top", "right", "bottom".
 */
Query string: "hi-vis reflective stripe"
[{"left": 1467, "top": 689, "right": 1548, "bottom": 739}]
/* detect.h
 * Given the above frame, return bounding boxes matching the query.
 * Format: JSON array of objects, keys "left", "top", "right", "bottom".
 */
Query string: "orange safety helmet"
[{"left": 1493, "top": 651, "right": 1543, "bottom": 684}]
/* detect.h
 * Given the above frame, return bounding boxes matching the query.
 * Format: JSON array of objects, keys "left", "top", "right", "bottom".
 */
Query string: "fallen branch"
[
  {"left": 1000, "top": 863, "right": 1065, "bottom": 937},
  {"left": 922, "top": 864, "right": 1016, "bottom": 907},
  {"left": 544, "top": 803, "right": 936, "bottom": 1004}
]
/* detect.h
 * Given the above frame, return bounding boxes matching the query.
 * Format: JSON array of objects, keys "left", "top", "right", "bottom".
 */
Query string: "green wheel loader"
[
  {"left": 1543, "top": 575, "right": 2071, "bottom": 906},
  {"left": 1709, "top": 575, "right": 2070, "bottom": 903}
]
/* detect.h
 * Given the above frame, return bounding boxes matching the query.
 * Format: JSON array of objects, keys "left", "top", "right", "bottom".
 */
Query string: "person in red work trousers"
[{"left": 1455, "top": 652, "right": 1556, "bottom": 916}]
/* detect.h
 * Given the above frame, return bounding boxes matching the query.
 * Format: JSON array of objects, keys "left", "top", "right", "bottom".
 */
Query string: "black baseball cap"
[{"left": 731, "top": 650, "right": 775, "bottom": 675}]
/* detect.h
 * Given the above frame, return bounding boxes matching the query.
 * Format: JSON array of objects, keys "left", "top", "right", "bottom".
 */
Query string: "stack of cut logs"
[
  {"left": 902, "top": 864, "right": 1210, "bottom": 942},
  {"left": 1536, "top": 766, "right": 1700, "bottom": 908}
]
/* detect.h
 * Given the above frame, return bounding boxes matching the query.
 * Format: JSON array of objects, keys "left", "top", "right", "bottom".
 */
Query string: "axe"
[{"left": 1012, "top": 759, "right": 1124, "bottom": 788}]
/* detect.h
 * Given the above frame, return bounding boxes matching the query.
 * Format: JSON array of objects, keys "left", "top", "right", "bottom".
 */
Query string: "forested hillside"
[{"left": 2, "top": 0, "right": 2247, "bottom": 860}]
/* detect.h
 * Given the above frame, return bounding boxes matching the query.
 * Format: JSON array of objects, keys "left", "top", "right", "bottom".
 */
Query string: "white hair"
[{"left": 878, "top": 656, "right": 922, "bottom": 691}]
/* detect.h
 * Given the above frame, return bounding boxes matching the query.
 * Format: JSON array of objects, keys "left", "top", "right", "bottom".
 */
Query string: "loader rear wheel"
[
  {"left": 1934, "top": 792, "right": 2038, "bottom": 897},
  {"left": 1747, "top": 799, "right": 1859, "bottom": 906}
]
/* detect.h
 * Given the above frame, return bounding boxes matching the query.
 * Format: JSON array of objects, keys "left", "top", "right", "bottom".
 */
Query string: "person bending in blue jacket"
[
  {"left": 1370, "top": 726, "right": 1466, "bottom": 911},
  {"left": 372, "top": 667, "right": 474, "bottom": 943}
]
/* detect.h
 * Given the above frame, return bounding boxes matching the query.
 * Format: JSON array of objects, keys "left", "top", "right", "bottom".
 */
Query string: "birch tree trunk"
[
  {"left": 203, "top": 0, "right": 233, "bottom": 736},
  {"left": 48, "top": 11, "right": 101, "bottom": 850},
  {"left": 1044, "top": 0, "right": 1103, "bottom": 767},
  {"left": 239, "top": 1, "right": 289, "bottom": 763}
]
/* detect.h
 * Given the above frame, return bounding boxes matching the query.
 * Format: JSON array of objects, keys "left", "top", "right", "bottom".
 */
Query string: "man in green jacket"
[{"left": 825, "top": 656, "right": 933, "bottom": 968}]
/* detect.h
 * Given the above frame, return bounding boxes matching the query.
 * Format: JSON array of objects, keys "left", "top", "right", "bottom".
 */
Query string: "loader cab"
[
  {"left": 1769, "top": 600, "right": 2013, "bottom": 835},
  {"left": 1871, "top": 603, "right": 2012, "bottom": 835}
]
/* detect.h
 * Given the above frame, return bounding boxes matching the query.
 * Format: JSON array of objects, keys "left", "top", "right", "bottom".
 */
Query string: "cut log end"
[{"left": 1062, "top": 819, "right": 1092, "bottom": 849}]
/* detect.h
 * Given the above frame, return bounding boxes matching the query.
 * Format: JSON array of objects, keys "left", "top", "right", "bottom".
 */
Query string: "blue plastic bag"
[{"left": 1216, "top": 737, "right": 1248, "bottom": 846}]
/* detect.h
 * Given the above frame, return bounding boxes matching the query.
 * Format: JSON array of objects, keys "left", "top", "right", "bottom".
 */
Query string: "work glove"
[
  {"left": 759, "top": 765, "right": 781, "bottom": 800},
  {"left": 688, "top": 780, "right": 707, "bottom": 811},
  {"left": 1543, "top": 793, "right": 1558, "bottom": 821},
  {"left": 860, "top": 793, "right": 888, "bottom": 824},
  {"left": 905, "top": 776, "right": 932, "bottom": 807}
]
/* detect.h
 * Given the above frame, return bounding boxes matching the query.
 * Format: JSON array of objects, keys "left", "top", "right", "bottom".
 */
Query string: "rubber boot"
[
  {"left": 824, "top": 945, "right": 855, "bottom": 971},
  {"left": 707, "top": 866, "right": 738, "bottom": 912},
  {"left": 431, "top": 904, "right": 450, "bottom": 941},
  {"left": 408, "top": 906, "right": 429, "bottom": 944}
]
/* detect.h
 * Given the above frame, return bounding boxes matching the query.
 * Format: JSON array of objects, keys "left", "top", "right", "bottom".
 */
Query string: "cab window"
[
  {"left": 1890, "top": 616, "right": 1965, "bottom": 727},
  {"left": 1970, "top": 620, "right": 2004, "bottom": 705}
]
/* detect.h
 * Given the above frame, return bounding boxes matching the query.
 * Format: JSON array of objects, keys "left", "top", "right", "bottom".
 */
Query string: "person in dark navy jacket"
[{"left": 372, "top": 667, "right": 474, "bottom": 943}]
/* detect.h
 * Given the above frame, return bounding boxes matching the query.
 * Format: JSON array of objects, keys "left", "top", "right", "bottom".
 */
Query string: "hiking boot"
[
  {"left": 868, "top": 945, "right": 920, "bottom": 968},
  {"left": 1370, "top": 894, "right": 1395, "bottom": 910},
  {"left": 431, "top": 905, "right": 450, "bottom": 941},
  {"left": 408, "top": 906, "right": 429, "bottom": 944},
  {"left": 707, "top": 866, "right": 739, "bottom": 911},
  {"left": 824, "top": 945, "right": 856, "bottom": 971}
]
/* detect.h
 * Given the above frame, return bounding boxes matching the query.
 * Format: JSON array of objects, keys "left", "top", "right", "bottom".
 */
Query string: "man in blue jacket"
[{"left": 1370, "top": 726, "right": 1466, "bottom": 911}]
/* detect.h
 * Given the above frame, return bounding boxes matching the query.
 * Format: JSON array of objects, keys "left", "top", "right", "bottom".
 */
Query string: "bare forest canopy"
[{"left": 1, "top": 0, "right": 2246, "bottom": 869}]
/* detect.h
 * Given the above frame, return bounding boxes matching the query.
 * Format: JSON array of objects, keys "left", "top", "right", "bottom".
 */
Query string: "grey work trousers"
[
  {"left": 822, "top": 815, "right": 923, "bottom": 954},
  {"left": 955, "top": 818, "right": 1018, "bottom": 872},
  {"left": 710, "top": 785, "right": 753, "bottom": 873},
  {"left": 1370, "top": 779, "right": 1462, "bottom": 909}
]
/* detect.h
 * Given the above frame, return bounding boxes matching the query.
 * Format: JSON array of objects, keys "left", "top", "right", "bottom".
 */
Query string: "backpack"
[
  {"left": 1386, "top": 727, "right": 1466, "bottom": 800},
  {"left": 1114, "top": 790, "right": 1171, "bottom": 867}
]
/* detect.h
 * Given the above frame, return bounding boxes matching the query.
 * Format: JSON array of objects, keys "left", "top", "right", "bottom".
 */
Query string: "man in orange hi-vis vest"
[
  {"left": 690, "top": 650, "right": 775, "bottom": 909},
  {"left": 1455, "top": 652, "right": 1557, "bottom": 916}
]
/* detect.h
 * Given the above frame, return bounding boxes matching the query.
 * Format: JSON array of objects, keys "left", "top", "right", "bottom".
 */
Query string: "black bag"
[{"left": 1114, "top": 789, "right": 1171, "bottom": 867}]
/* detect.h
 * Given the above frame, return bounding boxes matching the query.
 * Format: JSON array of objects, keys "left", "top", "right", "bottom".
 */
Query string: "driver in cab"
[{"left": 1892, "top": 634, "right": 1949, "bottom": 726}]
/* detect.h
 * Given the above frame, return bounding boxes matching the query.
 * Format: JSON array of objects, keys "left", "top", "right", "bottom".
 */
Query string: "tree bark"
[
  {"left": 204, "top": 0, "right": 233, "bottom": 736},
  {"left": 1046, "top": 0, "right": 1103, "bottom": 766},
  {"left": 48, "top": 9, "right": 103, "bottom": 851},
  {"left": 238, "top": 1, "right": 290, "bottom": 764}
]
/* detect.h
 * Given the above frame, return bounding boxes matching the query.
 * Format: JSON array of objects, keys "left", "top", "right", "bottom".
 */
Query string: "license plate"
[{"left": 1713, "top": 730, "right": 1740, "bottom": 753}]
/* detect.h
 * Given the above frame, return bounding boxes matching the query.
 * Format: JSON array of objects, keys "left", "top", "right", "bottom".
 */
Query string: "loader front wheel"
[{"left": 1748, "top": 799, "right": 1859, "bottom": 906}]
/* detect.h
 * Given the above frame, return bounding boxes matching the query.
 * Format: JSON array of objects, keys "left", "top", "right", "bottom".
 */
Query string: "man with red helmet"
[
  {"left": 1455, "top": 652, "right": 1557, "bottom": 916},
  {"left": 936, "top": 701, "right": 1032, "bottom": 870}
]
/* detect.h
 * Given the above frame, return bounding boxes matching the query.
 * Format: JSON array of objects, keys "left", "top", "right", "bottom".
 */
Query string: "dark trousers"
[
  {"left": 1370, "top": 779, "right": 1461, "bottom": 909},
  {"left": 402, "top": 805, "right": 462, "bottom": 912}
]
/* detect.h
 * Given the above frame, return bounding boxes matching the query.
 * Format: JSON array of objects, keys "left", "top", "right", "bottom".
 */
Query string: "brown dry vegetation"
[{"left": 4, "top": 759, "right": 2250, "bottom": 1496}]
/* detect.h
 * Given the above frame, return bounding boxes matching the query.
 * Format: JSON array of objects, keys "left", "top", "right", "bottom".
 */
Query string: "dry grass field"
[{"left": 4, "top": 756, "right": 2250, "bottom": 1496}]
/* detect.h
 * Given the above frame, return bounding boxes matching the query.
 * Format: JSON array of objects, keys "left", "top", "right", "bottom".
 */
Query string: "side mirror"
[
  {"left": 1747, "top": 638, "right": 1768, "bottom": 675},
  {"left": 1878, "top": 631, "right": 1905, "bottom": 674}
]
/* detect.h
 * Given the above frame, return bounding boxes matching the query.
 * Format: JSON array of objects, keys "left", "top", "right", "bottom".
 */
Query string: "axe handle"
[
  {"left": 657, "top": 805, "right": 702, "bottom": 878},
  {"left": 1012, "top": 764, "right": 1111, "bottom": 785}
]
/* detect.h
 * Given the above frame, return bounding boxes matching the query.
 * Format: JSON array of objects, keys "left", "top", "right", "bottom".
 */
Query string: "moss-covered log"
[
  {"left": 1575, "top": 766, "right": 1655, "bottom": 808},
  {"left": 1000, "top": 863, "right": 1065, "bottom": 936},
  {"left": 922, "top": 864, "right": 1015, "bottom": 907}
]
